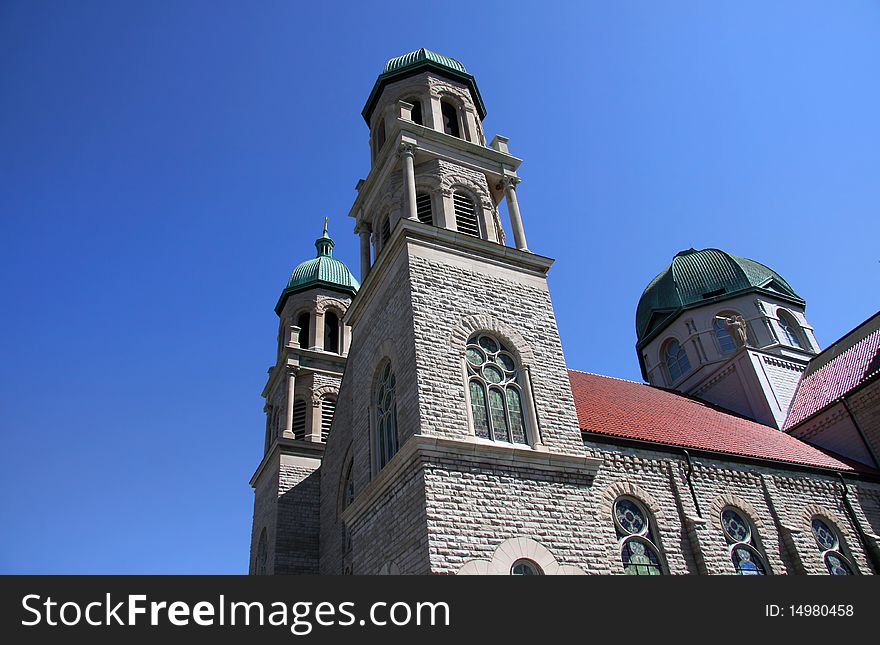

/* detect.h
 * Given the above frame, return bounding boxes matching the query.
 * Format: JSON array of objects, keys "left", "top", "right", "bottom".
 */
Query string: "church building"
[{"left": 248, "top": 49, "right": 880, "bottom": 575}]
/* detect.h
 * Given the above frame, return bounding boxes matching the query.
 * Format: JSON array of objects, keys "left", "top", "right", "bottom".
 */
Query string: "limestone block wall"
[
  {"left": 274, "top": 457, "right": 321, "bottom": 574},
  {"left": 249, "top": 463, "right": 279, "bottom": 574},
  {"left": 407, "top": 249, "right": 585, "bottom": 455}
]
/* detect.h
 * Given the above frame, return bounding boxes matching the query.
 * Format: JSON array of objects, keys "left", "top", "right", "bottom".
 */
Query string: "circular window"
[
  {"left": 721, "top": 509, "right": 751, "bottom": 543},
  {"left": 614, "top": 498, "right": 648, "bottom": 536},
  {"left": 510, "top": 559, "right": 542, "bottom": 576},
  {"left": 811, "top": 518, "right": 838, "bottom": 551},
  {"left": 811, "top": 517, "right": 854, "bottom": 575}
]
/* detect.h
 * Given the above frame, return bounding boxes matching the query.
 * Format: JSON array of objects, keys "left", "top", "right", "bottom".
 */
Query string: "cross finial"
[{"left": 323, "top": 217, "right": 329, "bottom": 235}]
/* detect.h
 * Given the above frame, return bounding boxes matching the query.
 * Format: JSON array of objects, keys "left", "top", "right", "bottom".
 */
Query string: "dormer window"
[{"left": 441, "top": 100, "right": 460, "bottom": 138}]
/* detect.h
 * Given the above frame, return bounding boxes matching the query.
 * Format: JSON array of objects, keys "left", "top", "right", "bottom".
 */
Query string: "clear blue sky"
[{"left": 1, "top": 1, "right": 877, "bottom": 573}]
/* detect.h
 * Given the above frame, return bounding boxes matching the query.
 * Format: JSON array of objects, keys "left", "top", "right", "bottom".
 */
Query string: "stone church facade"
[{"left": 248, "top": 49, "right": 880, "bottom": 575}]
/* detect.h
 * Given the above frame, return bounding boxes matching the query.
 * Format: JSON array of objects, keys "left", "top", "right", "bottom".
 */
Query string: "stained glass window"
[
  {"left": 465, "top": 333, "right": 529, "bottom": 445},
  {"left": 511, "top": 559, "right": 542, "bottom": 575},
  {"left": 811, "top": 517, "right": 854, "bottom": 575},
  {"left": 720, "top": 508, "right": 768, "bottom": 575},
  {"left": 613, "top": 497, "right": 664, "bottom": 575},
  {"left": 375, "top": 363, "right": 398, "bottom": 469}
]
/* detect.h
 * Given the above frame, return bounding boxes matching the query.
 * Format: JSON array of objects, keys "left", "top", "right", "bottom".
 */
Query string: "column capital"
[
  {"left": 499, "top": 175, "right": 521, "bottom": 190},
  {"left": 398, "top": 142, "right": 416, "bottom": 158}
]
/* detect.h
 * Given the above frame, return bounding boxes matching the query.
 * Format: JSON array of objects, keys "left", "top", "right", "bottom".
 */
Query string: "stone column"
[
  {"left": 501, "top": 176, "right": 528, "bottom": 251},
  {"left": 358, "top": 226, "right": 372, "bottom": 281},
  {"left": 399, "top": 143, "right": 418, "bottom": 221},
  {"left": 308, "top": 396, "right": 323, "bottom": 443},
  {"left": 312, "top": 310, "right": 325, "bottom": 351},
  {"left": 283, "top": 369, "right": 296, "bottom": 439}
]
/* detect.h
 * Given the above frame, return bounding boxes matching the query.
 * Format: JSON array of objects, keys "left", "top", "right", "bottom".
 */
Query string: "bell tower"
[{"left": 318, "top": 49, "right": 599, "bottom": 575}]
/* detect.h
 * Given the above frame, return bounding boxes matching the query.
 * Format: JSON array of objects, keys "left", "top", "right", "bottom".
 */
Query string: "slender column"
[
  {"left": 399, "top": 143, "right": 418, "bottom": 220},
  {"left": 283, "top": 369, "right": 296, "bottom": 439},
  {"left": 501, "top": 176, "right": 528, "bottom": 251},
  {"left": 358, "top": 226, "right": 372, "bottom": 281}
]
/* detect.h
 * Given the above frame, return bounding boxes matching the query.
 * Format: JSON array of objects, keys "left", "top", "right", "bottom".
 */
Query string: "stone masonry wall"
[{"left": 274, "top": 460, "right": 321, "bottom": 575}]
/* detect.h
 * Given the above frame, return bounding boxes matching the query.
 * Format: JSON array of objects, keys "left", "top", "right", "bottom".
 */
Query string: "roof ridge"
[{"left": 567, "top": 368, "right": 643, "bottom": 385}]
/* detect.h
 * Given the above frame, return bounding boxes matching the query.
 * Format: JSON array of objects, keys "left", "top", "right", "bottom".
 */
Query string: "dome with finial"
[
  {"left": 635, "top": 248, "right": 804, "bottom": 345},
  {"left": 361, "top": 47, "right": 485, "bottom": 124},
  {"left": 275, "top": 219, "right": 360, "bottom": 315}
]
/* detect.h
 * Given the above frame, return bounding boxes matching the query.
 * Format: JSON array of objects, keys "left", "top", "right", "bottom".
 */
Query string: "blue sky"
[{"left": 1, "top": 1, "right": 877, "bottom": 573}]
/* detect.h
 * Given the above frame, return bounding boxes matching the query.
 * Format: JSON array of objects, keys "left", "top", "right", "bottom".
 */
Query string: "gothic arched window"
[
  {"left": 465, "top": 333, "right": 528, "bottom": 445},
  {"left": 777, "top": 310, "right": 806, "bottom": 349},
  {"left": 453, "top": 191, "right": 480, "bottom": 237},
  {"left": 721, "top": 507, "right": 769, "bottom": 575},
  {"left": 321, "top": 396, "right": 336, "bottom": 442},
  {"left": 663, "top": 339, "right": 691, "bottom": 382},
  {"left": 324, "top": 311, "right": 340, "bottom": 353},
  {"left": 811, "top": 517, "right": 855, "bottom": 575},
  {"left": 415, "top": 192, "right": 433, "bottom": 225},
  {"left": 613, "top": 497, "right": 664, "bottom": 575},
  {"left": 375, "top": 363, "right": 399, "bottom": 469},
  {"left": 297, "top": 312, "right": 310, "bottom": 349},
  {"left": 292, "top": 399, "right": 307, "bottom": 441},
  {"left": 441, "top": 100, "right": 460, "bottom": 137}
]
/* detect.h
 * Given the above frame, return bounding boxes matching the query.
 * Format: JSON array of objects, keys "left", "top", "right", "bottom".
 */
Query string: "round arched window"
[
  {"left": 466, "top": 333, "right": 528, "bottom": 445},
  {"left": 777, "top": 310, "right": 805, "bottom": 349},
  {"left": 663, "top": 339, "right": 691, "bottom": 382},
  {"left": 811, "top": 517, "right": 855, "bottom": 575},
  {"left": 613, "top": 497, "right": 663, "bottom": 575},
  {"left": 510, "top": 559, "right": 542, "bottom": 576},
  {"left": 720, "top": 508, "right": 768, "bottom": 575}
]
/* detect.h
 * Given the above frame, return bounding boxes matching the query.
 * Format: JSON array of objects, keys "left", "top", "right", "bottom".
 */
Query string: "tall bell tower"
[{"left": 318, "top": 49, "right": 599, "bottom": 575}]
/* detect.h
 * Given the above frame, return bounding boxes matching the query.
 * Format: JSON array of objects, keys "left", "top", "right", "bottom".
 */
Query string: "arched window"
[
  {"left": 511, "top": 559, "right": 542, "bottom": 575},
  {"left": 407, "top": 98, "right": 423, "bottom": 126},
  {"left": 255, "top": 528, "right": 268, "bottom": 575},
  {"left": 713, "top": 313, "right": 738, "bottom": 355},
  {"left": 375, "top": 363, "right": 398, "bottom": 469},
  {"left": 663, "top": 339, "right": 691, "bottom": 382},
  {"left": 291, "top": 399, "right": 307, "bottom": 441},
  {"left": 777, "top": 310, "right": 805, "bottom": 349},
  {"left": 453, "top": 191, "right": 480, "bottom": 237},
  {"left": 321, "top": 396, "right": 336, "bottom": 442},
  {"left": 811, "top": 517, "right": 855, "bottom": 575},
  {"left": 415, "top": 192, "right": 433, "bottom": 225},
  {"left": 341, "top": 458, "right": 355, "bottom": 553},
  {"left": 324, "top": 311, "right": 340, "bottom": 353},
  {"left": 720, "top": 507, "right": 769, "bottom": 575},
  {"left": 441, "top": 100, "right": 460, "bottom": 137},
  {"left": 613, "top": 497, "right": 664, "bottom": 575},
  {"left": 466, "top": 333, "right": 528, "bottom": 445},
  {"left": 297, "top": 312, "right": 310, "bottom": 349}
]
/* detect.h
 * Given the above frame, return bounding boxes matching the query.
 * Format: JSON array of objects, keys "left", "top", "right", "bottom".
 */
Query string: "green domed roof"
[
  {"left": 635, "top": 248, "right": 804, "bottom": 345},
  {"left": 275, "top": 221, "right": 359, "bottom": 315},
  {"left": 362, "top": 48, "right": 486, "bottom": 124}
]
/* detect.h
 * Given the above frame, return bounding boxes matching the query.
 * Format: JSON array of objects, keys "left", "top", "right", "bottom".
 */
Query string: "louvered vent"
[
  {"left": 453, "top": 193, "right": 479, "bottom": 237},
  {"left": 416, "top": 193, "right": 433, "bottom": 225},
  {"left": 292, "top": 400, "right": 307, "bottom": 441},
  {"left": 321, "top": 398, "right": 336, "bottom": 442}
]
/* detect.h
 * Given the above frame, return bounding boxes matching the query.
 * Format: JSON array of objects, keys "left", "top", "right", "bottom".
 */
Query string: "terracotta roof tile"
[{"left": 568, "top": 370, "right": 863, "bottom": 472}]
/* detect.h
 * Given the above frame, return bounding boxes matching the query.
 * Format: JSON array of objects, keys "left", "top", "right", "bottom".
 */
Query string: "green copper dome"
[
  {"left": 362, "top": 48, "right": 486, "bottom": 124},
  {"left": 275, "top": 221, "right": 359, "bottom": 315},
  {"left": 635, "top": 248, "right": 804, "bottom": 345}
]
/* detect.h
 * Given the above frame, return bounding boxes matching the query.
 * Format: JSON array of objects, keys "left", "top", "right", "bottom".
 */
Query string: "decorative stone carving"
[{"left": 715, "top": 314, "right": 748, "bottom": 348}]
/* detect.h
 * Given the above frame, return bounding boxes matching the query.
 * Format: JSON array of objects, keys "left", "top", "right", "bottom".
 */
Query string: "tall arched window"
[
  {"left": 441, "top": 100, "right": 460, "bottom": 137},
  {"left": 407, "top": 98, "right": 423, "bottom": 126},
  {"left": 324, "top": 311, "right": 340, "bottom": 353},
  {"left": 465, "top": 333, "right": 528, "bottom": 445},
  {"left": 297, "top": 312, "right": 310, "bottom": 349},
  {"left": 613, "top": 497, "right": 664, "bottom": 575},
  {"left": 663, "top": 339, "right": 691, "bottom": 382},
  {"left": 321, "top": 396, "right": 336, "bottom": 442},
  {"left": 721, "top": 507, "right": 769, "bottom": 575},
  {"left": 415, "top": 192, "right": 433, "bottom": 225},
  {"left": 811, "top": 517, "right": 855, "bottom": 575},
  {"left": 255, "top": 528, "right": 268, "bottom": 575},
  {"left": 453, "top": 191, "right": 480, "bottom": 237},
  {"left": 375, "top": 363, "right": 398, "bottom": 469},
  {"left": 713, "top": 312, "right": 738, "bottom": 355},
  {"left": 777, "top": 310, "right": 805, "bottom": 349},
  {"left": 292, "top": 399, "right": 307, "bottom": 441}
]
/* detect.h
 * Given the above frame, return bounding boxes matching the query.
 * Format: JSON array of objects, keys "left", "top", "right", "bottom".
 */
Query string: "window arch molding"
[
  {"left": 601, "top": 482, "right": 669, "bottom": 575},
  {"left": 448, "top": 315, "right": 536, "bottom": 366},
  {"left": 799, "top": 505, "right": 860, "bottom": 575}
]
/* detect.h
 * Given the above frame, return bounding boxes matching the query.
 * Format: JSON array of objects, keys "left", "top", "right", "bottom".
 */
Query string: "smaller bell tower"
[{"left": 248, "top": 220, "right": 358, "bottom": 575}]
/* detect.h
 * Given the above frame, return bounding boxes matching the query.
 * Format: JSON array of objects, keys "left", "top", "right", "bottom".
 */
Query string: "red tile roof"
[
  {"left": 568, "top": 369, "right": 862, "bottom": 472},
  {"left": 784, "top": 312, "right": 880, "bottom": 430}
]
